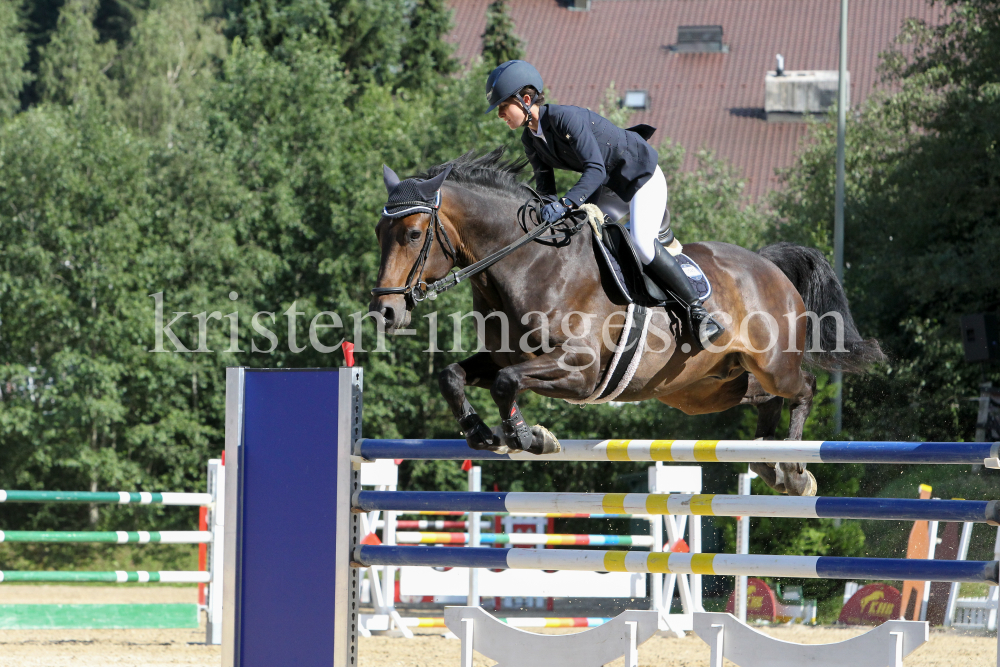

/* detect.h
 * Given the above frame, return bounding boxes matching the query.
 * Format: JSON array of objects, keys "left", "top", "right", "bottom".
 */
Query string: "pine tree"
[
  {"left": 396, "top": 0, "right": 458, "bottom": 92},
  {"left": 481, "top": 0, "right": 523, "bottom": 67}
]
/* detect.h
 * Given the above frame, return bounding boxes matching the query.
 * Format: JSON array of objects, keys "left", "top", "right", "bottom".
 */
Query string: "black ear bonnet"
[{"left": 382, "top": 165, "right": 453, "bottom": 219}]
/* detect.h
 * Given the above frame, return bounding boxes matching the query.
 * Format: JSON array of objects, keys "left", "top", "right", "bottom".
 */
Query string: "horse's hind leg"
[
  {"left": 741, "top": 360, "right": 817, "bottom": 496},
  {"left": 439, "top": 352, "right": 504, "bottom": 452},
  {"left": 772, "top": 371, "right": 818, "bottom": 495},
  {"left": 740, "top": 375, "right": 784, "bottom": 439},
  {"left": 786, "top": 371, "right": 816, "bottom": 441},
  {"left": 740, "top": 375, "right": 786, "bottom": 491}
]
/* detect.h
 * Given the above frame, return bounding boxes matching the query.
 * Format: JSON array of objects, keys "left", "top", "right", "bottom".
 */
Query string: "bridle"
[
  {"left": 371, "top": 185, "right": 588, "bottom": 304},
  {"left": 370, "top": 192, "right": 458, "bottom": 304}
]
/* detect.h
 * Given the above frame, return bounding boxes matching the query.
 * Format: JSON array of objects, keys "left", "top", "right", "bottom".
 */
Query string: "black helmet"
[{"left": 485, "top": 60, "right": 543, "bottom": 113}]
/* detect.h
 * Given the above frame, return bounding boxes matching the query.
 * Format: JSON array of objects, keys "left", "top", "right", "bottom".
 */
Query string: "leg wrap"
[
  {"left": 459, "top": 408, "right": 495, "bottom": 451},
  {"left": 500, "top": 402, "right": 533, "bottom": 451}
]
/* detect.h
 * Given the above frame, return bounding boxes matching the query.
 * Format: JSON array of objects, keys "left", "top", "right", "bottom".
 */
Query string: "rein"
[{"left": 371, "top": 192, "right": 588, "bottom": 303}]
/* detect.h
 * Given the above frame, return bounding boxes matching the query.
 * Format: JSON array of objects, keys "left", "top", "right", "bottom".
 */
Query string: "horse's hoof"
[{"left": 526, "top": 425, "right": 561, "bottom": 455}]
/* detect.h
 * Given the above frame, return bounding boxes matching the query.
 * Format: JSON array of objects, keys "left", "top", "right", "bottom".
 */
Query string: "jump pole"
[{"left": 222, "top": 367, "right": 1000, "bottom": 667}]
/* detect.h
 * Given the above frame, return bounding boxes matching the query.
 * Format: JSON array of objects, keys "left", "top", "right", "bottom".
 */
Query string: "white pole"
[
  {"left": 735, "top": 472, "right": 752, "bottom": 623},
  {"left": 919, "top": 520, "right": 939, "bottom": 622},
  {"left": 691, "top": 515, "right": 703, "bottom": 612},
  {"left": 944, "top": 522, "right": 974, "bottom": 627},
  {"left": 649, "top": 463, "right": 664, "bottom": 614},
  {"left": 833, "top": 0, "right": 849, "bottom": 432},
  {"left": 206, "top": 459, "right": 225, "bottom": 645},
  {"left": 383, "top": 484, "right": 397, "bottom": 615},
  {"left": 468, "top": 466, "right": 481, "bottom": 607}
]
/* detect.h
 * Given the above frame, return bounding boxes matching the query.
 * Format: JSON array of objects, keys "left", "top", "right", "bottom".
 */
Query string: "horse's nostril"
[{"left": 380, "top": 304, "right": 396, "bottom": 327}]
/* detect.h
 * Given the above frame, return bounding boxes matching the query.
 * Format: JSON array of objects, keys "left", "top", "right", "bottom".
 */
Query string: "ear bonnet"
[{"left": 382, "top": 165, "right": 453, "bottom": 218}]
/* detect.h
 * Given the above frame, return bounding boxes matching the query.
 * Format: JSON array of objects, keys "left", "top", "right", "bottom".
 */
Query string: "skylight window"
[{"left": 622, "top": 90, "right": 650, "bottom": 110}]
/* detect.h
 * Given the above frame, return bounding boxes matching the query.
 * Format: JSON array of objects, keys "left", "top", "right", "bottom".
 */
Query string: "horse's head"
[{"left": 369, "top": 164, "right": 457, "bottom": 331}]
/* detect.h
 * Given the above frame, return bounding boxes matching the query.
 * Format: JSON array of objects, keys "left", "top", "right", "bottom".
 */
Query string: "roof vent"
[
  {"left": 667, "top": 25, "right": 728, "bottom": 53},
  {"left": 764, "top": 70, "right": 848, "bottom": 122}
]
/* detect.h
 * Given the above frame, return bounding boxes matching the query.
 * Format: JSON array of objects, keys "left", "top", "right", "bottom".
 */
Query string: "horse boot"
[
  {"left": 457, "top": 398, "right": 501, "bottom": 451},
  {"left": 644, "top": 241, "right": 725, "bottom": 349},
  {"left": 498, "top": 402, "right": 533, "bottom": 451}
]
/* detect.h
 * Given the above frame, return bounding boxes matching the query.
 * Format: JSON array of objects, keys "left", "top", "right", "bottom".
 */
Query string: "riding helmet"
[{"left": 484, "top": 60, "right": 544, "bottom": 113}]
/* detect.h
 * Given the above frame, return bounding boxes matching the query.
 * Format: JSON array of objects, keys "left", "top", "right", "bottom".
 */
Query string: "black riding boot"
[{"left": 644, "top": 241, "right": 725, "bottom": 349}]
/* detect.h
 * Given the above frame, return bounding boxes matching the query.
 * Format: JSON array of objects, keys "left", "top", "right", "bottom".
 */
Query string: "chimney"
[
  {"left": 765, "top": 69, "right": 848, "bottom": 122},
  {"left": 568, "top": 0, "right": 591, "bottom": 10}
]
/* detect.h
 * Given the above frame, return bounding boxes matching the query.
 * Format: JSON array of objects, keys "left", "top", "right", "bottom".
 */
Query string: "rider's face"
[{"left": 497, "top": 95, "right": 530, "bottom": 130}]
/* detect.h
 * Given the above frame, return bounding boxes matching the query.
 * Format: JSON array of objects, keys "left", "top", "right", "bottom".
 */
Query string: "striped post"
[
  {"left": 357, "top": 438, "right": 1000, "bottom": 465},
  {"left": 357, "top": 546, "right": 1000, "bottom": 585},
  {"left": 0, "top": 490, "right": 212, "bottom": 505},
  {"left": 397, "top": 511, "right": 649, "bottom": 519},
  {"left": 0, "top": 571, "right": 211, "bottom": 583},
  {"left": 394, "top": 532, "right": 655, "bottom": 547},
  {"left": 356, "top": 491, "right": 1000, "bottom": 524},
  {"left": 400, "top": 616, "right": 611, "bottom": 629},
  {"left": 0, "top": 531, "right": 212, "bottom": 544}
]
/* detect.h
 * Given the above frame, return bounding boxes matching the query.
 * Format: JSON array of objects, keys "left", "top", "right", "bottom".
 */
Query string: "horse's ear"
[
  {"left": 416, "top": 164, "right": 453, "bottom": 199},
  {"left": 383, "top": 165, "right": 401, "bottom": 193}
]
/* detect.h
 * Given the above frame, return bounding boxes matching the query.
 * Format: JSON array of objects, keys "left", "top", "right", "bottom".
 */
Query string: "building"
[{"left": 447, "top": 0, "right": 940, "bottom": 199}]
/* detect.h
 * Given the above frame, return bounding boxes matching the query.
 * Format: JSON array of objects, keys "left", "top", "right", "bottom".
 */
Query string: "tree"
[
  {"left": 481, "top": 0, "right": 522, "bottom": 67},
  {"left": 36, "top": 0, "right": 117, "bottom": 110},
  {"left": 229, "top": 0, "right": 407, "bottom": 87},
  {"left": 397, "top": 0, "right": 458, "bottom": 92},
  {"left": 0, "top": 0, "right": 32, "bottom": 117},
  {"left": 769, "top": 0, "right": 1000, "bottom": 443}
]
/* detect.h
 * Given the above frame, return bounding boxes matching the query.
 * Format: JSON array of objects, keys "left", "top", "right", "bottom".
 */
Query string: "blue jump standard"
[
  {"left": 356, "top": 438, "right": 999, "bottom": 464},
  {"left": 353, "top": 491, "right": 1000, "bottom": 524}
]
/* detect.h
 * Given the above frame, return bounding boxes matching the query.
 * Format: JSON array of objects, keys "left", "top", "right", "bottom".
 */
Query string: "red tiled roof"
[{"left": 447, "top": 0, "right": 942, "bottom": 199}]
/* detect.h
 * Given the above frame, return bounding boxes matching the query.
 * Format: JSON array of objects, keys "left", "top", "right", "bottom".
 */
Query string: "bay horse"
[{"left": 369, "top": 150, "right": 884, "bottom": 496}]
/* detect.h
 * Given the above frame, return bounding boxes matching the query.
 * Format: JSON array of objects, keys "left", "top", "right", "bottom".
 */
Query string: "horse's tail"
[{"left": 758, "top": 242, "right": 886, "bottom": 373}]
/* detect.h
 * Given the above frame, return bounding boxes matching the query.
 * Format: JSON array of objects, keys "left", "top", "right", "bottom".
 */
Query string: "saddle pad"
[{"left": 677, "top": 253, "right": 711, "bottom": 301}]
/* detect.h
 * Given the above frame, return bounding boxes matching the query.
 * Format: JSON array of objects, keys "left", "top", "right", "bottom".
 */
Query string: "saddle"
[{"left": 587, "top": 208, "right": 711, "bottom": 309}]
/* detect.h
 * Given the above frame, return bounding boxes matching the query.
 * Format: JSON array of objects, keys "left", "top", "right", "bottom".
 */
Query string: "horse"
[{"left": 369, "top": 149, "right": 884, "bottom": 496}]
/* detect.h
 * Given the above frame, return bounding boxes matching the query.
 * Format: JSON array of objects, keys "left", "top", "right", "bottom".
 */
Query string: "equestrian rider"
[{"left": 485, "top": 60, "right": 724, "bottom": 349}]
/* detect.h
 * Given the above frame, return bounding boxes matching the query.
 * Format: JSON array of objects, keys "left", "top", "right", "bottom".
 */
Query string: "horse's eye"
[{"left": 408, "top": 229, "right": 422, "bottom": 242}]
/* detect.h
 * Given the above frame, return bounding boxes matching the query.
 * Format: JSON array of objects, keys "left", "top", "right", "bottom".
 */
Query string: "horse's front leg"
[
  {"left": 489, "top": 348, "right": 600, "bottom": 455},
  {"left": 439, "top": 352, "right": 504, "bottom": 452}
]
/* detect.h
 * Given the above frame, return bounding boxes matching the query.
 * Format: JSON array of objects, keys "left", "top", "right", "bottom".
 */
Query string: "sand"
[{"left": 0, "top": 586, "right": 995, "bottom": 666}]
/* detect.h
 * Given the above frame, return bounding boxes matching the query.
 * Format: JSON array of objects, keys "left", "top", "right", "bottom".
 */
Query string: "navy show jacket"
[{"left": 521, "top": 104, "right": 659, "bottom": 206}]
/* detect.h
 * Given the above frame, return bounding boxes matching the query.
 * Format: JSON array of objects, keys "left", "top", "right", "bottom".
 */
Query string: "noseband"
[{"left": 370, "top": 193, "right": 458, "bottom": 304}]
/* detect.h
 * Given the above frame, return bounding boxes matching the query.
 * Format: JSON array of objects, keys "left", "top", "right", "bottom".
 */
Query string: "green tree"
[
  {"left": 481, "top": 0, "right": 522, "bottom": 67},
  {"left": 397, "top": 0, "right": 458, "bottom": 92},
  {"left": 230, "top": 0, "right": 406, "bottom": 87},
  {"left": 769, "top": 0, "right": 1000, "bottom": 444},
  {"left": 0, "top": 0, "right": 32, "bottom": 117},
  {"left": 36, "top": 0, "right": 117, "bottom": 110}
]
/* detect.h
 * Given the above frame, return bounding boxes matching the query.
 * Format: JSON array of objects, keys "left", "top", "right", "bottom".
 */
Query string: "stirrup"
[{"left": 689, "top": 304, "right": 724, "bottom": 348}]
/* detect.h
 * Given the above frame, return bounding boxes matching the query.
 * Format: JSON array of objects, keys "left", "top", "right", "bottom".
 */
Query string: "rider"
[{"left": 485, "top": 60, "right": 724, "bottom": 349}]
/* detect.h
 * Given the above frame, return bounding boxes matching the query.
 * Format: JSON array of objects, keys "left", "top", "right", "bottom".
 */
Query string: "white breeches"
[{"left": 628, "top": 165, "right": 668, "bottom": 265}]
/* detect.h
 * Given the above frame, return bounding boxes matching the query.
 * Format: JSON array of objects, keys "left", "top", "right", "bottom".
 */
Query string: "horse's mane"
[{"left": 414, "top": 147, "right": 532, "bottom": 199}]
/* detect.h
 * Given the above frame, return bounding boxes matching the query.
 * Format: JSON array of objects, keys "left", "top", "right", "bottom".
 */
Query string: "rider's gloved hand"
[{"left": 540, "top": 200, "right": 569, "bottom": 224}]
